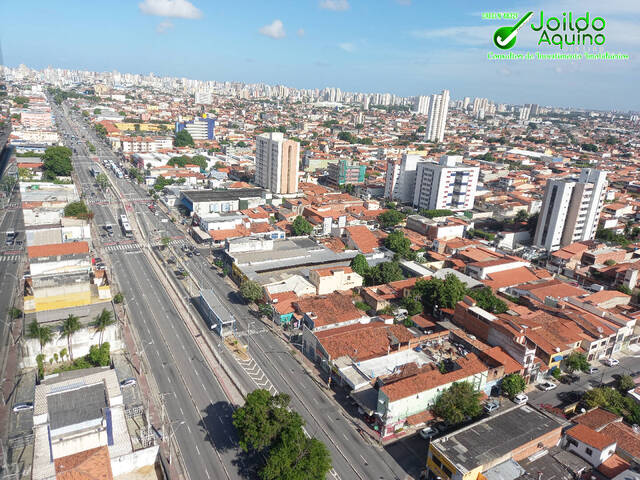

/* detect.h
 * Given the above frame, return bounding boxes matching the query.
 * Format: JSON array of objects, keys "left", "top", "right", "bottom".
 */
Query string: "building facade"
[
  {"left": 175, "top": 115, "right": 216, "bottom": 140},
  {"left": 255, "top": 132, "right": 300, "bottom": 194},
  {"left": 327, "top": 159, "right": 366, "bottom": 187},
  {"left": 412, "top": 155, "right": 479, "bottom": 212},
  {"left": 424, "top": 89, "right": 450, "bottom": 143},
  {"left": 534, "top": 168, "right": 607, "bottom": 251}
]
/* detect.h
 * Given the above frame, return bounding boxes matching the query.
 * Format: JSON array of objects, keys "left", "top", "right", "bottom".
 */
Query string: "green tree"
[
  {"left": 9, "top": 307, "right": 22, "bottom": 319},
  {"left": 416, "top": 274, "right": 468, "bottom": 311},
  {"left": 401, "top": 296, "right": 423, "bottom": 316},
  {"left": 468, "top": 287, "right": 507, "bottom": 314},
  {"left": 419, "top": 209, "right": 453, "bottom": 219},
  {"left": 154, "top": 175, "right": 174, "bottom": 191},
  {"left": 1, "top": 175, "right": 17, "bottom": 194},
  {"left": 27, "top": 320, "right": 53, "bottom": 352},
  {"left": 96, "top": 173, "right": 109, "bottom": 191},
  {"left": 258, "top": 304, "right": 274, "bottom": 318},
  {"left": 93, "top": 108, "right": 101, "bottom": 115},
  {"left": 514, "top": 210, "right": 529, "bottom": 223},
  {"left": 62, "top": 314, "right": 81, "bottom": 361},
  {"left": 291, "top": 216, "right": 313, "bottom": 236},
  {"left": 260, "top": 425, "right": 332, "bottom": 480},
  {"left": 88, "top": 342, "right": 111, "bottom": 366},
  {"left": 617, "top": 374, "right": 635, "bottom": 393},
  {"left": 350, "top": 254, "right": 369, "bottom": 278},
  {"left": 433, "top": 381, "right": 483, "bottom": 425},
  {"left": 42, "top": 146, "right": 73, "bottom": 180},
  {"left": 64, "top": 201, "right": 90, "bottom": 218},
  {"left": 240, "top": 280, "right": 263, "bottom": 304},
  {"left": 384, "top": 230, "right": 413, "bottom": 259},
  {"left": 95, "top": 124, "right": 108, "bottom": 138},
  {"left": 13, "top": 95, "right": 29, "bottom": 106},
  {"left": 501, "top": 373, "right": 526, "bottom": 399},
  {"left": 366, "top": 261, "right": 404, "bottom": 285},
  {"left": 233, "top": 390, "right": 302, "bottom": 452},
  {"left": 174, "top": 129, "right": 195, "bottom": 147},
  {"left": 92, "top": 308, "right": 114, "bottom": 346},
  {"left": 565, "top": 352, "right": 590, "bottom": 373},
  {"left": 378, "top": 209, "right": 404, "bottom": 228},
  {"left": 161, "top": 237, "right": 171, "bottom": 248},
  {"left": 113, "top": 293, "right": 124, "bottom": 304}
]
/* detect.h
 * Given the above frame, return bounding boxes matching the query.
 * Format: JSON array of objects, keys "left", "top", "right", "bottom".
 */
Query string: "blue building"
[{"left": 175, "top": 115, "right": 216, "bottom": 140}]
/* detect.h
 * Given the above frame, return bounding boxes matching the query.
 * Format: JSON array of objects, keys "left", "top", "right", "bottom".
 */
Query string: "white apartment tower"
[
  {"left": 424, "top": 90, "right": 450, "bottom": 142},
  {"left": 534, "top": 168, "right": 608, "bottom": 251},
  {"left": 255, "top": 132, "right": 300, "bottom": 194},
  {"left": 385, "top": 154, "right": 423, "bottom": 204},
  {"left": 416, "top": 96, "right": 430, "bottom": 115},
  {"left": 412, "top": 155, "right": 479, "bottom": 211}
]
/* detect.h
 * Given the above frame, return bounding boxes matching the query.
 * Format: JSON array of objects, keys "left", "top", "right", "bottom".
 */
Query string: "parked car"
[
  {"left": 484, "top": 400, "right": 499, "bottom": 413},
  {"left": 539, "top": 381, "right": 557, "bottom": 391},
  {"left": 603, "top": 357, "right": 619, "bottom": 367},
  {"left": 560, "top": 374, "right": 579, "bottom": 384},
  {"left": 588, "top": 367, "right": 599, "bottom": 374},
  {"left": 12, "top": 402, "right": 33, "bottom": 413},
  {"left": 419, "top": 426, "right": 439, "bottom": 440},
  {"left": 513, "top": 393, "right": 528, "bottom": 405},
  {"left": 120, "top": 378, "right": 137, "bottom": 387}
]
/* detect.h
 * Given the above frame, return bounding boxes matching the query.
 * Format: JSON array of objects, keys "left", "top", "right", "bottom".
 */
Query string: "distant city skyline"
[{"left": 1, "top": 0, "right": 638, "bottom": 111}]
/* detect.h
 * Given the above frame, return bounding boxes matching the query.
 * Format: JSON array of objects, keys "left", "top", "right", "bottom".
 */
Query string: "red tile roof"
[
  {"left": 597, "top": 454, "right": 629, "bottom": 479},
  {"left": 28, "top": 241, "right": 90, "bottom": 259},
  {"left": 345, "top": 225, "right": 380, "bottom": 254},
  {"left": 572, "top": 408, "right": 621, "bottom": 430},
  {"left": 294, "top": 293, "right": 363, "bottom": 328},
  {"left": 600, "top": 422, "right": 640, "bottom": 459},
  {"left": 567, "top": 424, "right": 616, "bottom": 450},
  {"left": 55, "top": 446, "right": 114, "bottom": 480}
]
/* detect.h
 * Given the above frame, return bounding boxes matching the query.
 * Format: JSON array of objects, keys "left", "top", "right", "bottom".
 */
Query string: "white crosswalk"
[
  {"left": 102, "top": 243, "right": 142, "bottom": 252},
  {"left": 0, "top": 254, "right": 21, "bottom": 262}
]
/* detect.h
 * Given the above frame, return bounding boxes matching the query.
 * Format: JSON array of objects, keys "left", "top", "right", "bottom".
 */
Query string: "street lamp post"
[{"left": 167, "top": 420, "right": 185, "bottom": 465}]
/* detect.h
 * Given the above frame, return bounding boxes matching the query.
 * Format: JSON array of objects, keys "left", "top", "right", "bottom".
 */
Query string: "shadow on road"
[{"left": 199, "top": 402, "right": 261, "bottom": 479}]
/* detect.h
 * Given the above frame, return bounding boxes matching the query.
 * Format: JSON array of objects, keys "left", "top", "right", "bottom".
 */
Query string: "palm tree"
[
  {"left": 93, "top": 308, "right": 114, "bottom": 346},
  {"left": 27, "top": 320, "right": 53, "bottom": 352},
  {"left": 62, "top": 314, "right": 81, "bottom": 361}
]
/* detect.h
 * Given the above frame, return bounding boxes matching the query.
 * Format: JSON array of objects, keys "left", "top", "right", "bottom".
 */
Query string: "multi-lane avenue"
[{"left": 54, "top": 102, "right": 415, "bottom": 480}]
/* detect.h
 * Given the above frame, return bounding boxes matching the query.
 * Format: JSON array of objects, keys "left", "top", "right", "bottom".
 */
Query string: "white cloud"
[
  {"left": 410, "top": 25, "right": 494, "bottom": 45},
  {"left": 259, "top": 20, "right": 286, "bottom": 39},
  {"left": 339, "top": 42, "right": 356, "bottom": 52},
  {"left": 297, "top": 28, "right": 305, "bottom": 37},
  {"left": 319, "top": 0, "right": 350, "bottom": 11},
  {"left": 139, "top": 0, "right": 202, "bottom": 19},
  {"left": 156, "top": 20, "right": 174, "bottom": 33}
]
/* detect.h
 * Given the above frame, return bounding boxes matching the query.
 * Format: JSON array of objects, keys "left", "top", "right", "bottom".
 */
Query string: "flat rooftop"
[
  {"left": 431, "top": 405, "right": 566, "bottom": 472},
  {"left": 182, "top": 188, "right": 266, "bottom": 202},
  {"left": 28, "top": 302, "right": 116, "bottom": 326},
  {"left": 47, "top": 383, "right": 107, "bottom": 431},
  {"left": 230, "top": 237, "right": 357, "bottom": 282}
]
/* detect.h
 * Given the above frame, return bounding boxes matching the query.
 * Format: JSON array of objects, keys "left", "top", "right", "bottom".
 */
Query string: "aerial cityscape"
[{"left": 0, "top": 2, "right": 640, "bottom": 480}]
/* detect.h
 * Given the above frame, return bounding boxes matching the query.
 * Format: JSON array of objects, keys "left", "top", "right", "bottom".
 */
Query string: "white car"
[
  {"left": 12, "top": 402, "right": 33, "bottom": 413},
  {"left": 602, "top": 358, "right": 619, "bottom": 367},
  {"left": 539, "top": 381, "right": 557, "bottom": 391},
  {"left": 513, "top": 393, "right": 528, "bottom": 405},
  {"left": 120, "top": 378, "right": 137, "bottom": 387},
  {"left": 419, "top": 426, "right": 439, "bottom": 440}
]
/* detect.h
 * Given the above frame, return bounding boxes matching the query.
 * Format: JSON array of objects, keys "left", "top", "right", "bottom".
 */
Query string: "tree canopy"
[
  {"left": 501, "top": 373, "right": 526, "bottom": 399},
  {"left": 565, "top": 352, "right": 590, "bottom": 373},
  {"left": 291, "top": 216, "right": 313, "bottom": 236},
  {"left": 582, "top": 386, "right": 640, "bottom": 424},
  {"left": 64, "top": 201, "right": 90, "bottom": 219},
  {"left": 42, "top": 146, "right": 73, "bottom": 180},
  {"left": 468, "top": 287, "right": 507, "bottom": 314},
  {"left": 174, "top": 129, "right": 195, "bottom": 147},
  {"left": 384, "top": 230, "right": 413, "bottom": 259},
  {"left": 377, "top": 209, "right": 404, "bottom": 228},
  {"left": 167, "top": 154, "right": 208, "bottom": 170},
  {"left": 415, "top": 274, "right": 468, "bottom": 311},
  {"left": 365, "top": 261, "right": 404, "bottom": 286},
  {"left": 419, "top": 209, "right": 453, "bottom": 219},
  {"left": 240, "top": 280, "right": 263, "bottom": 304},
  {"left": 433, "top": 381, "right": 483, "bottom": 425},
  {"left": 232, "top": 389, "right": 332, "bottom": 480},
  {"left": 350, "top": 254, "right": 369, "bottom": 278}
]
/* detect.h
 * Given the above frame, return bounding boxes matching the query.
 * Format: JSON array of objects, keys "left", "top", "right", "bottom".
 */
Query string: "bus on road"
[{"left": 119, "top": 215, "right": 133, "bottom": 237}]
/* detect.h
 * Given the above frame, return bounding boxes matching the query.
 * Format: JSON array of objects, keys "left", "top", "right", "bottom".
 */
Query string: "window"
[
  {"left": 567, "top": 438, "right": 578, "bottom": 447},
  {"left": 585, "top": 447, "right": 593, "bottom": 456}
]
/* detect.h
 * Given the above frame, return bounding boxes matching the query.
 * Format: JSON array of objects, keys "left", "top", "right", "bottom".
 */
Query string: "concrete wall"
[
  {"left": 21, "top": 323, "right": 123, "bottom": 368},
  {"left": 111, "top": 445, "right": 160, "bottom": 477}
]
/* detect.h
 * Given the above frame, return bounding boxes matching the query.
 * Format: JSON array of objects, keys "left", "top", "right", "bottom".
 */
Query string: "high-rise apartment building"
[
  {"left": 416, "top": 96, "right": 430, "bottom": 115},
  {"left": 519, "top": 105, "right": 531, "bottom": 122},
  {"left": 255, "top": 132, "right": 299, "bottom": 194},
  {"left": 424, "top": 90, "right": 450, "bottom": 143},
  {"left": 384, "top": 154, "right": 422, "bottom": 204},
  {"left": 412, "top": 155, "right": 479, "bottom": 211},
  {"left": 534, "top": 168, "right": 608, "bottom": 251}
]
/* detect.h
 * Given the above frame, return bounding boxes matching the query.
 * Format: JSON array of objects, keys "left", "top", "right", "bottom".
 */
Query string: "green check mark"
[{"left": 493, "top": 11, "right": 533, "bottom": 50}]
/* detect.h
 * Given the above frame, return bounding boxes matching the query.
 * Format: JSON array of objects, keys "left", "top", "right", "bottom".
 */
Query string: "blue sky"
[{"left": 2, "top": 0, "right": 639, "bottom": 110}]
